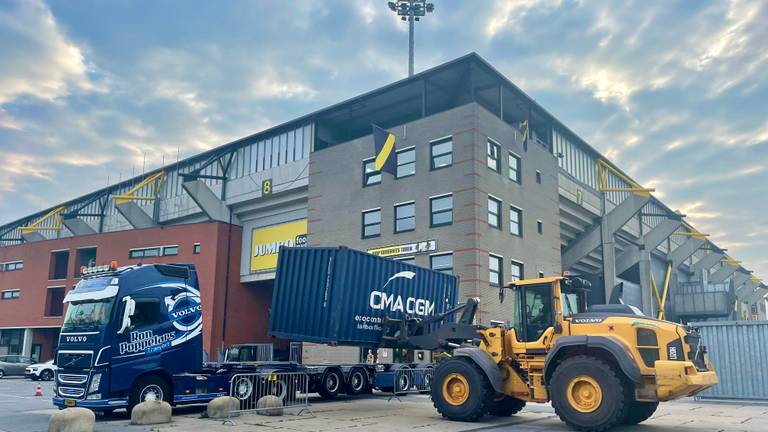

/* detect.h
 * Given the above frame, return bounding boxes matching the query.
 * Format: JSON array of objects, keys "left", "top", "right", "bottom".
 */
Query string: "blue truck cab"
[{"left": 53, "top": 262, "right": 230, "bottom": 412}]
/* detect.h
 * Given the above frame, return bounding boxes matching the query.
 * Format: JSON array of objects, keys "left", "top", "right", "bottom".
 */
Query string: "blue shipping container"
[{"left": 269, "top": 247, "right": 458, "bottom": 346}]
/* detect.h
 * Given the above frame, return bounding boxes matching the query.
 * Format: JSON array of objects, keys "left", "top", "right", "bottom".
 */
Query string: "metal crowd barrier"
[
  {"left": 388, "top": 367, "right": 433, "bottom": 400},
  {"left": 228, "top": 371, "right": 310, "bottom": 418}
]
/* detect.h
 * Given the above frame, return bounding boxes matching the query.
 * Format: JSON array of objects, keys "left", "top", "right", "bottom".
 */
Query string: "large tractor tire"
[
  {"left": 488, "top": 395, "right": 526, "bottom": 416},
  {"left": 431, "top": 357, "right": 493, "bottom": 422},
  {"left": 622, "top": 401, "right": 659, "bottom": 425},
  {"left": 550, "top": 355, "right": 629, "bottom": 432}
]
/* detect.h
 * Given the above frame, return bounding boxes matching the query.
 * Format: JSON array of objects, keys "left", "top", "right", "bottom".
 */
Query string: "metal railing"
[
  {"left": 228, "top": 371, "right": 309, "bottom": 416},
  {"left": 388, "top": 367, "right": 433, "bottom": 400}
]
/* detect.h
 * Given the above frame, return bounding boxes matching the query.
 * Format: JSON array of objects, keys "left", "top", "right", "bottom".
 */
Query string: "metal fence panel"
[
  {"left": 229, "top": 372, "right": 309, "bottom": 415},
  {"left": 691, "top": 321, "right": 768, "bottom": 401},
  {"left": 388, "top": 368, "right": 433, "bottom": 399}
]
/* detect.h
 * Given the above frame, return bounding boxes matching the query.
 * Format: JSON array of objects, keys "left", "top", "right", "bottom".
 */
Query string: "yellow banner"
[{"left": 250, "top": 219, "right": 307, "bottom": 272}]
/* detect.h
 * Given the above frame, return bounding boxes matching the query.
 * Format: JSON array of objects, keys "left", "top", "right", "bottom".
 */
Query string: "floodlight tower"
[{"left": 387, "top": 1, "right": 435, "bottom": 77}]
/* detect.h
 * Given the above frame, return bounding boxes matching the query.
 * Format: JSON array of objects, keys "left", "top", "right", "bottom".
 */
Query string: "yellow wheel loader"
[{"left": 383, "top": 275, "right": 718, "bottom": 431}]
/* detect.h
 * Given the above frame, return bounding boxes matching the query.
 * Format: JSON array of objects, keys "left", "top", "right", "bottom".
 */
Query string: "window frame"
[
  {"left": 510, "top": 205, "right": 523, "bottom": 237},
  {"left": 489, "top": 254, "right": 503, "bottom": 287},
  {"left": 508, "top": 151, "right": 521, "bottom": 183},
  {"left": 193, "top": 243, "right": 201, "bottom": 254},
  {"left": 429, "top": 193, "right": 454, "bottom": 228},
  {"left": 488, "top": 195, "right": 502, "bottom": 229},
  {"left": 361, "top": 208, "right": 382, "bottom": 239},
  {"left": 128, "top": 245, "right": 179, "bottom": 259},
  {"left": 394, "top": 201, "right": 416, "bottom": 234},
  {"left": 430, "top": 252, "right": 454, "bottom": 275},
  {"left": 1, "top": 289, "right": 20, "bottom": 300},
  {"left": 535, "top": 170, "right": 542, "bottom": 184},
  {"left": 510, "top": 259, "right": 525, "bottom": 282},
  {"left": 395, "top": 147, "right": 416, "bottom": 179},
  {"left": 430, "top": 136, "right": 453, "bottom": 171},
  {"left": 362, "top": 157, "right": 381, "bottom": 187},
  {"left": 487, "top": 138, "right": 501, "bottom": 173},
  {"left": 537, "top": 220, "right": 543, "bottom": 235}
]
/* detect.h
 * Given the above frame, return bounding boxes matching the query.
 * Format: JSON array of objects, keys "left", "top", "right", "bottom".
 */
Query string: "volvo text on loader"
[{"left": 386, "top": 275, "right": 718, "bottom": 431}]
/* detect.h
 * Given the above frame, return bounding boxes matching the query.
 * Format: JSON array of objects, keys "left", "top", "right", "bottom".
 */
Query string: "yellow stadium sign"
[{"left": 250, "top": 219, "right": 308, "bottom": 272}]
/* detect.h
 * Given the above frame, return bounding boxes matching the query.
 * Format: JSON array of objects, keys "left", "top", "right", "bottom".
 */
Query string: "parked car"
[
  {"left": 25, "top": 359, "right": 56, "bottom": 381},
  {"left": 0, "top": 355, "right": 34, "bottom": 378}
]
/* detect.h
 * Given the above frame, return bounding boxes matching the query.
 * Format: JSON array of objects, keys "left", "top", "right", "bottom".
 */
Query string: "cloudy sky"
[{"left": 0, "top": 0, "right": 766, "bottom": 276}]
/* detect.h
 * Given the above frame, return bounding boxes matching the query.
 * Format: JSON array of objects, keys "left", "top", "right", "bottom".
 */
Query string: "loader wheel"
[
  {"left": 550, "top": 355, "right": 628, "bottom": 432},
  {"left": 488, "top": 395, "right": 526, "bottom": 416},
  {"left": 622, "top": 401, "right": 658, "bottom": 425},
  {"left": 431, "top": 357, "right": 493, "bottom": 422}
]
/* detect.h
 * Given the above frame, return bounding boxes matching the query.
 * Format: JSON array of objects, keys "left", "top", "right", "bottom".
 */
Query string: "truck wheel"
[
  {"left": 345, "top": 368, "right": 368, "bottom": 396},
  {"left": 431, "top": 357, "right": 493, "bottom": 422},
  {"left": 488, "top": 395, "right": 526, "bottom": 416},
  {"left": 550, "top": 355, "right": 629, "bottom": 432},
  {"left": 318, "top": 370, "right": 342, "bottom": 400},
  {"left": 622, "top": 401, "right": 658, "bottom": 425},
  {"left": 395, "top": 368, "right": 412, "bottom": 394},
  {"left": 129, "top": 375, "right": 171, "bottom": 413}
]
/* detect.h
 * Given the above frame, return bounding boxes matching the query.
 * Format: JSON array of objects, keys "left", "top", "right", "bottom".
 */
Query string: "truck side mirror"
[{"left": 117, "top": 296, "right": 136, "bottom": 334}]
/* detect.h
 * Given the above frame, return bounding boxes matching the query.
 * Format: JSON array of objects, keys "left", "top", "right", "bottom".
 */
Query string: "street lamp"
[{"left": 387, "top": 1, "right": 435, "bottom": 77}]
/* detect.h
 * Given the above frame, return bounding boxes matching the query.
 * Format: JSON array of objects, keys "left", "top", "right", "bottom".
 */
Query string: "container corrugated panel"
[
  {"left": 270, "top": 246, "right": 458, "bottom": 346},
  {"left": 690, "top": 320, "right": 768, "bottom": 401}
]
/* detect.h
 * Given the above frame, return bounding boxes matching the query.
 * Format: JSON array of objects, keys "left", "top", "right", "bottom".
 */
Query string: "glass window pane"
[
  {"left": 364, "top": 210, "right": 381, "bottom": 224},
  {"left": 430, "top": 253, "right": 453, "bottom": 274},
  {"left": 432, "top": 211, "right": 452, "bottom": 225},
  {"left": 433, "top": 154, "right": 452, "bottom": 168},
  {"left": 396, "top": 203, "right": 415, "bottom": 218},
  {"left": 431, "top": 196, "right": 452, "bottom": 212}
]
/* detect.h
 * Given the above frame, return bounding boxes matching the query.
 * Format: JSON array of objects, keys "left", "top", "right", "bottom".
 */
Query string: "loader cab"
[{"left": 501, "top": 277, "right": 590, "bottom": 343}]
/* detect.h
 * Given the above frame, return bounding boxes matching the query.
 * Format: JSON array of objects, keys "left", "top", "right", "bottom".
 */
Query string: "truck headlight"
[
  {"left": 89, "top": 373, "right": 102, "bottom": 393},
  {"left": 87, "top": 393, "right": 102, "bottom": 400}
]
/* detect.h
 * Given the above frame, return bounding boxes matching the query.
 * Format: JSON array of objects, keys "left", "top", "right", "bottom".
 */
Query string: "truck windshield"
[{"left": 63, "top": 299, "right": 114, "bottom": 329}]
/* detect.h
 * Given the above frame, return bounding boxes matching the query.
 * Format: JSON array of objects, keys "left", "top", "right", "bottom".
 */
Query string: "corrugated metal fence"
[{"left": 691, "top": 321, "right": 768, "bottom": 401}]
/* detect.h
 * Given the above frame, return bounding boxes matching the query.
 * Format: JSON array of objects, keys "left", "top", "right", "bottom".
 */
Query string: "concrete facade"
[{"left": 308, "top": 103, "right": 561, "bottom": 324}]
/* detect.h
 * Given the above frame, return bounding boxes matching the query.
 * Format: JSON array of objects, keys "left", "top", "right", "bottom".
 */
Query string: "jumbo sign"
[{"left": 250, "top": 219, "right": 308, "bottom": 272}]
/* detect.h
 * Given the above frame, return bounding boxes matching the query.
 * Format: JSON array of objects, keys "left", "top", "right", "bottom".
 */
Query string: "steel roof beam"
[{"left": 710, "top": 263, "right": 739, "bottom": 284}]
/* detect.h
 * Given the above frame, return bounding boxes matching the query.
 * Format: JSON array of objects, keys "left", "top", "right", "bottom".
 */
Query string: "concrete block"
[
  {"left": 130, "top": 400, "right": 172, "bottom": 425},
  {"left": 48, "top": 407, "right": 95, "bottom": 432},
  {"left": 256, "top": 395, "right": 284, "bottom": 416},
  {"left": 207, "top": 396, "right": 239, "bottom": 419}
]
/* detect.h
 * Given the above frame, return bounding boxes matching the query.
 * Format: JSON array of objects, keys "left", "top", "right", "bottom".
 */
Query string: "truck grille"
[
  {"left": 58, "top": 387, "right": 85, "bottom": 398},
  {"left": 58, "top": 374, "right": 88, "bottom": 385},
  {"left": 57, "top": 352, "right": 93, "bottom": 369}
]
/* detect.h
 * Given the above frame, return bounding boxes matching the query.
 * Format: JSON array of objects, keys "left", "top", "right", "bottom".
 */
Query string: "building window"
[
  {"left": 510, "top": 260, "right": 524, "bottom": 282},
  {"left": 536, "top": 170, "right": 542, "bottom": 184},
  {"left": 489, "top": 254, "right": 503, "bottom": 286},
  {"left": 75, "top": 247, "right": 97, "bottom": 276},
  {"left": 45, "top": 287, "right": 65, "bottom": 317},
  {"left": 488, "top": 196, "right": 502, "bottom": 229},
  {"left": 510, "top": 206, "right": 523, "bottom": 236},
  {"left": 538, "top": 271, "right": 545, "bottom": 278},
  {"left": 508, "top": 152, "right": 521, "bottom": 183},
  {"left": 49, "top": 250, "right": 69, "bottom": 280},
  {"left": 396, "top": 147, "right": 416, "bottom": 178},
  {"left": 537, "top": 220, "right": 543, "bottom": 234},
  {"left": 395, "top": 256, "right": 416, "bottom": 266},
  {"left": 487, "top": 139, "right": 501, "bottom": 173},
  {"left": 362, "top": 209, "right": 382, "bottom": 238},
  {"left": 430, "top": 137, "right": 453, "bottom": 170},
  {"left": 130, "top": 299, "right": 161, "bottom": 328},
  {"left": 193, "top": 243, "right": 201, "bottom": 254},
  {"left": 129, "top": 245, "right": 178, "bottom": 259},
  {"left": 1, "top": 289, "right": 20, "bottom": 300},
  {"left": 0, "top": 329, "right": 24, "bottom": 355},
  {"left": 394, "top": 202, "right": 416, "bottom": 233},
  {"left": 1, "top": 261, "right": 23, "bottom": 272},
  {"left": 430, "top": 253, "right": 453, "bottom": 275},
  {"left": 363, "top": 158, "right": 381, "bottom": 186},
  {"left": 430, "top": 194, "right": 453, "bottom": 227}
]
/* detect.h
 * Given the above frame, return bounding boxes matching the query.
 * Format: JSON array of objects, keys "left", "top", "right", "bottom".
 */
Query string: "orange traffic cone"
[{"left": 35, "top": 383, "right": 43, "bottom": 396}]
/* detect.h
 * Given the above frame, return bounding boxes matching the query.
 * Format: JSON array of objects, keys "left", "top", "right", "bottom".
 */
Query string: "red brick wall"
[{"left": 0, "top": 221, "right": 269, "bottom": 358}]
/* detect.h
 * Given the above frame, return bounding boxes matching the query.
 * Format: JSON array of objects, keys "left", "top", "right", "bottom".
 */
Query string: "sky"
[{"left": 0, "top": 0, "right": 766, "bottom": 277}]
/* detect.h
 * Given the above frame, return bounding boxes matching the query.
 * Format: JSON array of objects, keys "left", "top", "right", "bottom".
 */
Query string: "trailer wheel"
[
  {"left": 622, "top": 401, "right": 658, "bottom": 425},
  {"left": 318, "top": 369, "right": 343, "bottom": 400},
  {"left": 550, "top": 355, "right": 629, "bottom": 432},
  {"left": 129, "top": 375, "right": 171, "bottom": 413},
  {"left": 419, "top": 368, "right": 434, "bottom": 394},
  {"left": 233, "top": 377, "right": 254, "bottom": 400},
  {"left": 395, "top": 367, "right": 412, "bottom": 394},
  {"left": 488, "top": 395, "right": 526, "bottom": 416},
  {"left": 431, "top": 357, "right": 493, "bottom": 422},
  {"left": 345, "top": 368, "right": 368, "bottom": 396}
]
